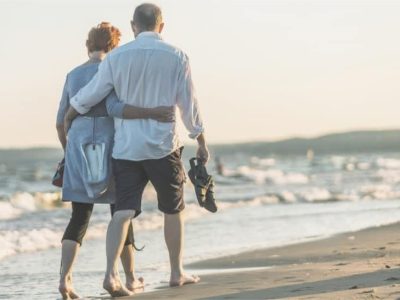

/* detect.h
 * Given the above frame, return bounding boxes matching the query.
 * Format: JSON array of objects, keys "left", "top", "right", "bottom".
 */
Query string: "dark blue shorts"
[{"left": 112, "top": 148, "right": 186, "bottom": 217}]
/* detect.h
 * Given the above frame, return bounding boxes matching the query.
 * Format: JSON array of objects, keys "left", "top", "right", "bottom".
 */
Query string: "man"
[{"left": 68, "top": 3, "right": 209, "bottom": 297}]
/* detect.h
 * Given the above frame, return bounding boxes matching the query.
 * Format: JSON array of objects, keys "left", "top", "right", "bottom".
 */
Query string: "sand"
[{"left": 126, "top": 223, "right": 400, "bottom": 299}]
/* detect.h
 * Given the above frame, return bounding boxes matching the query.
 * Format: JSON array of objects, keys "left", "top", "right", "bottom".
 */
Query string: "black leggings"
[{"left": 62, "top": 202, "right": 134, "bottom": 246}]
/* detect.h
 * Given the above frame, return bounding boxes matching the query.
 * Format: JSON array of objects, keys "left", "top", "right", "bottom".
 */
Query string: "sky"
[{"left": 0, "top": 0, "right": 400, "bottom": 148}]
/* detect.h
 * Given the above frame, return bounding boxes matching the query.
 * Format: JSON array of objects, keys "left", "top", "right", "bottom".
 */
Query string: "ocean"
[{"left": 2, "top": 144, "right": 400, "bottom": 299}]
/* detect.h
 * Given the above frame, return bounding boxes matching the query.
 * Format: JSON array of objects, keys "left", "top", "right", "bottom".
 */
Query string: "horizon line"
[{"left": 1, "top": 127, "right": 399, "bottom": 150}]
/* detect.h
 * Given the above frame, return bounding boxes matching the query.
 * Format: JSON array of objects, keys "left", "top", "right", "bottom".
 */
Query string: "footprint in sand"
[
  {"left": 387, "top": 242, "right": 400, "bottom": 245},
  {"left": 289, "top": 279, "right": 305, "bottom": 283},
  {"left": 385, "top": 277, "right": 400, "bottom": 282},
  {"left": 349, "top": 285, "right": 361, "bottom": 290},
  {"left": 334, "top": 262, "right": 350, "bottom": 266},
  {"left": 276, "top": 276, "right": 302, "bottom": 283},
  {"left": 290, "top": 287, "right": 312, "bottom": 293},
  {"left": 359, "top": 288, "right": 377, "bottom": 294}
]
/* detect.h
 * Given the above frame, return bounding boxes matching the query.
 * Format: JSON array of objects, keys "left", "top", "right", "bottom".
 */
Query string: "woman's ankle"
[{"left": 124, "top": 272, "right": 135, "bottom": 282}]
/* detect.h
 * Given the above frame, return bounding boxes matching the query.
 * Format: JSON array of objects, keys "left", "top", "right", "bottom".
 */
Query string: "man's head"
[{"left": 131, "top": 3, "right": 164, "bottom": 37}]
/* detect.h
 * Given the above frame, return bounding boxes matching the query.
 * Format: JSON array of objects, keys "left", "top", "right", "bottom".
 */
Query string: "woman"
[{"left": 56, "top": 22, "right": 174, "bottom": 299}]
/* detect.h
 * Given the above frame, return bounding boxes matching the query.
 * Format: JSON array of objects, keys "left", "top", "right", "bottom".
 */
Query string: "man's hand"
[
  {"left": 149, "top": 106, "right": 175, "bottom": 123},
  {"left": 196, "top": 133, "right": 210, "bottom": 164},
  {"left": 197, "top": 144, "right": 210, "bottom": 164},
  {"left": 63, "top": 107, "right": 79, "bottom": 136}
]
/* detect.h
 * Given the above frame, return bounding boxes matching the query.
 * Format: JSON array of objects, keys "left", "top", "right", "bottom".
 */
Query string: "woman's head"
[{"left": 86, "top": 22, "right": 121, "bottom": 54}]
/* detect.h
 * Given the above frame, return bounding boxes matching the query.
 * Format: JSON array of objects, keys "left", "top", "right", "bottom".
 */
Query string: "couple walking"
[{"left": 55, "top": 3, "right": 208, "bottom": 298}]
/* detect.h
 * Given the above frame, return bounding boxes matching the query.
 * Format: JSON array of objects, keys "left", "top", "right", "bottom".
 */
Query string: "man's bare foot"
[
  {"left": 59, "top": 277, "right": 80, "bottom": 299},
  {"left": 103, "top": 275, "right": 133, "bottom": 297},
  {"left": 126, "top": 277, "right": 145, "bottom": 293},
  {"left": 169, "top": 274, "right": 200, "bottom": 287}
]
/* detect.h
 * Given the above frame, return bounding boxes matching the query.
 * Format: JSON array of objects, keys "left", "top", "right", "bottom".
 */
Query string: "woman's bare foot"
[
  {"left": 103, "top": 274, "right": 133, "bottom": 297},
  {"left": 126, "top": 276, "right": 145, "bottom": 293},
  {"left": 59, "top": 276, "right": 81, "bottom": 299},
  {"left": 169, "top": 274, "right": 200, "bottom": 287}
]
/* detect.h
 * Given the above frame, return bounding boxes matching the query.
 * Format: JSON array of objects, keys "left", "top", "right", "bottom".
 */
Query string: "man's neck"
[{"left": 135, "top": 30, "right": 160, "bottom": 38}]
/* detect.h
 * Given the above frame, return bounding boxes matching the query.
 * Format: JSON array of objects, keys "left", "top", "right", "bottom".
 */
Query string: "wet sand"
[{"left": 128, "top": 222, "right": 400, "bottom": 299}]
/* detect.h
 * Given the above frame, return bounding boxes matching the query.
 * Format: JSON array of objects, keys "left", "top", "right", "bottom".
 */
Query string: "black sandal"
[{"left": 188, "top": 158, "right": 218, "bottom": 213}]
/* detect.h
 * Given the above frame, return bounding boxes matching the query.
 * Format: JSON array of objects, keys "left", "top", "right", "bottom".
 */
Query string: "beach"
[
  {"left": 132, "top": 222, "right": 400, "bottom": 300},
  {"left": 2, "top": 0, "right": 400, "bottom": 299},
  {"left": 1, "top": 0, "right": 399, "bottom": 298},
  {"left": 3, "top": 149, "right": 400, "bottom": 299}
]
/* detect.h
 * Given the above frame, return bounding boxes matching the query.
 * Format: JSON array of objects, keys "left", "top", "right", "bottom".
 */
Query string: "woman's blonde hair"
[{"left": 86, "top": 22, "right": 121, "bottom": 53}]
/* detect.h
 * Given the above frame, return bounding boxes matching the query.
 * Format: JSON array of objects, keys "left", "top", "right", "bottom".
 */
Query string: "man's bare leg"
[
  {"left": 103, "top": 209, "right": 135, "bottom": 297},
  {"left": 164, "top": 212, "right": 200, "bottom": 287},
  {"left": 120, "top": 244, "right": 144, "bottom": 292},
  {"left": 59, "top": 240, "right": 81, "bottom": 299}
]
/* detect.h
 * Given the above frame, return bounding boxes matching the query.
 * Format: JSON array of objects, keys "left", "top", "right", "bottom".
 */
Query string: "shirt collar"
[{"left": 136, "top": 31, "right": 163, "bottom": 40}]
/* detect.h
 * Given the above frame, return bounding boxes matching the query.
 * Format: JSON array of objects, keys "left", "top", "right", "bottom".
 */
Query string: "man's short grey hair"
[{"left": 133, "top": 3, "right": 163, "bottom": 31}]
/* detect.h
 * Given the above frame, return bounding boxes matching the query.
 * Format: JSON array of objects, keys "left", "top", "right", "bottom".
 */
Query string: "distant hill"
[
  {"left": 1, "top": 130, "right": 400, "bottom": 158},
  {"left": 209, "top": 130, "right": 400, "bottom": 156},
  {"left": 0, "top": 147, "right": 63, "bottom": 164}
]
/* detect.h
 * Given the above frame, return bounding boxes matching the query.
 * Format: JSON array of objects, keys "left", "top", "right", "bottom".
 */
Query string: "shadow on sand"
[{"left": 196, "top": 268, "right": 400, "bottom": 299}]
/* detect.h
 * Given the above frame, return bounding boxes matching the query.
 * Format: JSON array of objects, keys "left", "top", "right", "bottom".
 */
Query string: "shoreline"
[{"left": 129, "top": 222, "right": 400, "bottom": 299}]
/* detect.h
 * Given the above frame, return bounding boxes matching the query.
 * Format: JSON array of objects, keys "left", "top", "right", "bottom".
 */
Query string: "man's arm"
[
  {"left": 176, "top": 55, "right": 209, "bottom": 163},
  {"left": 69, "top": 57, "right": 114, "bottom": 114},
  {"left": 106, "top": 90, "right": 176, "bottom": 122}
]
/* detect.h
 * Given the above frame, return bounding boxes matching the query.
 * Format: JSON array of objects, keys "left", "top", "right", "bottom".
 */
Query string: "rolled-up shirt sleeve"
[
  {"left": 176, "top": 55, "right": 204, "bottom": 139},
  {"left": 105, "top": 90, "right": 125, "bottom": 119},
  {"left": 70, "top": 57, "right": 114, "bottom": 114},
  {"left": 56, "top": 75, "right": 70, "bottom": 126}
]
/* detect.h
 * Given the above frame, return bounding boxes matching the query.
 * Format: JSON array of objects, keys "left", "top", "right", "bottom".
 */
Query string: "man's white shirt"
[{"left": 70, "top": 32, "right": 204, "bottom": 161}]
